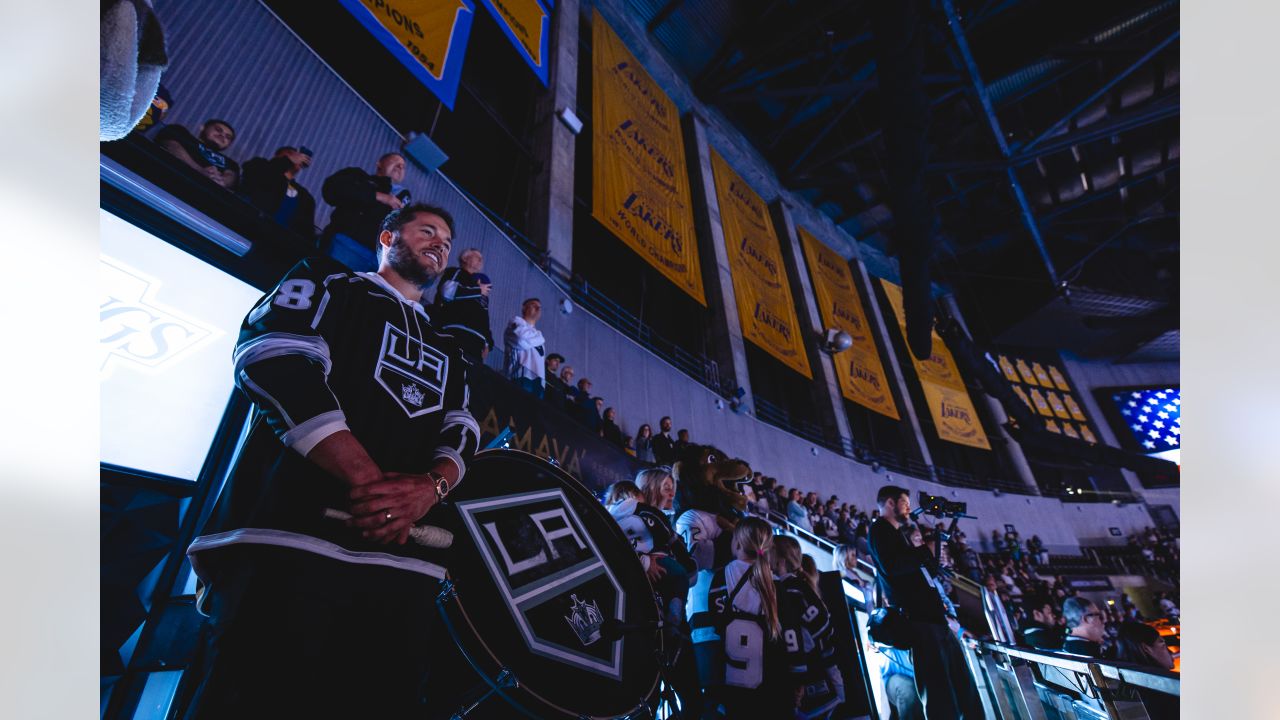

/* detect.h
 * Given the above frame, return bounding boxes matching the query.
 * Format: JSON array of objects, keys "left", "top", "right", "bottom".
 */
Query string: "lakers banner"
[
  {"left": 591, "top": 12, "right": 705, "bottom": 304},
  {"left": 880, "top": 280, "right": 990, "bottom": 449},
  {"left": 340, "top": 0, "right": 475, "bottom": 109},
  {"left": 478, "top": 0, "right": 550, "bottom": 86},
  {"left": 799, "top": 227, "right": 898, "bottom": 418},
  {"left": 712, "top": 151, "right": 811, "bottom": 377}
]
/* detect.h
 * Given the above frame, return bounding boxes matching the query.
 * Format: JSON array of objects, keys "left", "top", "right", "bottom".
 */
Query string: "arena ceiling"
[{"left": 627, "top": 0, "right": 1179, "bottom": 362}]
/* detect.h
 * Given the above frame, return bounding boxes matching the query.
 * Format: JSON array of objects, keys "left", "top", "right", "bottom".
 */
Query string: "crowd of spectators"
[
  {"left": 128, "top": 88, "right": 421, "bottom": 274},
  {"left": 738, "top": 471, "right": 1181, "bottom": 668},
  {"left": 130, "top": 92, "right": 708, "bottom": 464},
  {"left": 126, "top": 89, "right": 1181, "bottom": 675},
  {"left": 1126, "top": 526, "right": 1180, "bottom": 583}
]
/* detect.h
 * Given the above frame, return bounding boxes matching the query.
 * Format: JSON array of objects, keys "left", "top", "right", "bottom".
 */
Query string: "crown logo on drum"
[
  {"left": 401, "top": 382, "right": 425, "bottom": 407},
  {"left": 564, "top": 593, "right": 604, "bottom": 646}
]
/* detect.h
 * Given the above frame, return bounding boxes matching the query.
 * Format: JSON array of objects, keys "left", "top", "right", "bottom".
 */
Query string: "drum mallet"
[{"left": 323, "top": 508, "right": 453, "bottom": 548}]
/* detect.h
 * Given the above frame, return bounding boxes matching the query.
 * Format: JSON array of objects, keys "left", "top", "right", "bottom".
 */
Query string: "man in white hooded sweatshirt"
[{"left": 504, "top": 297, "right": 545, "bottom": 397}]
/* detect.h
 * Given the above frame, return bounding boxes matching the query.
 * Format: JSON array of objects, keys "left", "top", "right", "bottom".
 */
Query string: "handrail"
[{"left": 978, "top": 640, "right": 1180, "bottom": 696}]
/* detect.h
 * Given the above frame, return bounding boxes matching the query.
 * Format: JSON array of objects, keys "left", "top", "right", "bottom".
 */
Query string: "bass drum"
[{"left": 425, "top": 449, "right": 662, "bottom": 719}]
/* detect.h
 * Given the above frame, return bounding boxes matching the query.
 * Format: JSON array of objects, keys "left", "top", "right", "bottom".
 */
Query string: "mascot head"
[{"left": 671, "top": 444, "right": 752, "bottom": 519}]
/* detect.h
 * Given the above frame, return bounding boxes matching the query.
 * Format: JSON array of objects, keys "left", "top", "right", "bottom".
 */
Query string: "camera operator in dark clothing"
[{"left": 868, "top": 486, "right": 983, "bottom": 720}]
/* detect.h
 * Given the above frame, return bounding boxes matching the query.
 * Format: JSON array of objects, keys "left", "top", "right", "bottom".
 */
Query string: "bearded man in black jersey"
[{"left": 181, "top": 203, "right": 481, "bottom": 719}]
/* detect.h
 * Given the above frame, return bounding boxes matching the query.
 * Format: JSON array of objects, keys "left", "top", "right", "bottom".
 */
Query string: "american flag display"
[{"left": 1113, "top": 388, "right": 1180, "bottom": 452}]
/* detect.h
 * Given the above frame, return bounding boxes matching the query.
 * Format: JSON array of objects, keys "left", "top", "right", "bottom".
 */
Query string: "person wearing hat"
[{"left": 239, "top": 145, "right": 318, "bottom": 242}]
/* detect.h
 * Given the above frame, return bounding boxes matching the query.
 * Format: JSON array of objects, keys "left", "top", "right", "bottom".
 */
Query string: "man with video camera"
[{"left": 868, "top": 485, "right": 984, "bottom": 719}]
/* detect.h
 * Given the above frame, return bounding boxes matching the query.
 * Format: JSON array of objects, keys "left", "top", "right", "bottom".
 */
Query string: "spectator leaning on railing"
[
  {"left": 239, "top": 145, "right": 317, "bottom": 242},
  {"left": 543, "top": 354, "right": 568, "bottom": 407},
  {"left": 601, "top": 407, "right": 626, "bottom": 448},
  {"left": 550, "top": 364, "right": 574, "bottom": 411},
  {"left": 156, "top": 117, "right": 240, "bottom": 189},
  {"left": 432, "top": 248, "right": 494, "bottom": 365},
  {"left": 503, "top": 298, "right": 545, "bottom": 398},
  {"left": 320, "top": 152, "right": 409, "bottom": 271}
]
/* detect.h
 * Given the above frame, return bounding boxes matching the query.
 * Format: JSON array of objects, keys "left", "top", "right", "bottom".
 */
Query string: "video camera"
[{"left": 915, "top": 492, "right": 969, "bottom": 519}]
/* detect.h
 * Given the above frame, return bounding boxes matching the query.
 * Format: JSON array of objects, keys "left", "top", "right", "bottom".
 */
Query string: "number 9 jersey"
[{"left": 187, "top": 257, "right": 481, "bottom": 599}]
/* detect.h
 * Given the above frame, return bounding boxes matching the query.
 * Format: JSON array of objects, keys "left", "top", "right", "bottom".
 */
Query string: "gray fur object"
[{"left": 100, "top": 0, "right": 167, "bottom": 140}]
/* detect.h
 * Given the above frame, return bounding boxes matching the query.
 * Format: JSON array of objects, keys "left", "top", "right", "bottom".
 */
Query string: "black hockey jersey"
[
  {"left": 777, "top": 573, "right": 842, "bottom": 718},
  {"left": 188, "top": 257, "right": 481, "bottom": 587},
  {"left": 689, "top": 560, "right": 784, "bottom": 690}
]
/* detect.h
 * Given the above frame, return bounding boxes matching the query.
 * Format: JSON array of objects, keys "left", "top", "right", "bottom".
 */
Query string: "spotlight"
[
  {"left": 810, "top": 447, "right": 819, "bottom": 456},
  {"left": 821, "top": 328, "right": 853, "bottom": 354},
  {"left": 714, "top": 398, "right": 725, "bottom": 411},
  {"left": 558, "top": 297, "right": 573, "bottom": 315}
]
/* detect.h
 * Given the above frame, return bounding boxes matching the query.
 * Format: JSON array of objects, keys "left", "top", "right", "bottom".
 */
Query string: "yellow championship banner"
[
  {"left": 711, "top": 150, "right": 811, "bottom": 377},
  {"left": 880, "top": 280, "right": 990, "bottom": 449},
  {"left": 799, "top": 227, "right": 898, "bottom": 418},
  {"left": 591, "top": 12, "right": 705, "bottom": 304},
  {"left": 339, "top": 0, "right": 475, "bottom": 109}
]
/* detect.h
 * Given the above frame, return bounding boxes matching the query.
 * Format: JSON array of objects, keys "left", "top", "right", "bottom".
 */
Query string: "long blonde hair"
[
  {"left": 834, "top": 543, "right": 859, "bottom": 572},
  {"left": 635, "top": 467, "right": 671, "bottom": 510},
  {"left": 732, "top": 517, "right": 781, "bottom": 640}
]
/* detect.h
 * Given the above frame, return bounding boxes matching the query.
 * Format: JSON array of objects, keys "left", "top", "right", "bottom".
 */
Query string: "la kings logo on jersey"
[{"left": 376, "top": 322, "right": 449, "bottom": 417}]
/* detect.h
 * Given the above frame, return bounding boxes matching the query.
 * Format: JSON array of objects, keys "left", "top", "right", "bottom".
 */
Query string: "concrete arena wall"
[{"left": 153, "top": 0, "right": 1158, "bottom": 552}]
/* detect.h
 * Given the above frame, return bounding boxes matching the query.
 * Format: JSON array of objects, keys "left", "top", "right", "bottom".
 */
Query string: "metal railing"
[
  {"left": 753, "top": 396, "right": 848, "bottom": 455},
  {"left": 449, "top": 183, "right": 732, "bottom": 396},
  {"left": 964, "top": 639, "right": 1179, "bottom": 720},
  {"left": 757, "top": 510, "right": 1179, "bottom": 720}
]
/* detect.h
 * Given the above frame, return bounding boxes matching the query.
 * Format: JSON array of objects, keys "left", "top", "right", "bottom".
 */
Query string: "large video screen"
[
  {"left": 100, "top": 210, "right": 263, "bottom": 480},
  {"left": 1106, "top": 386, "right": 1181, "bottom": 464}
]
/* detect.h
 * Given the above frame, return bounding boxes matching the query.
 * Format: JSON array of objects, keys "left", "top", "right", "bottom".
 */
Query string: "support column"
[
  {"left": 853, "top": 259, "right": 935, "bottom": 476},
  {"left": 771, "top": 201, "right": 854, "bottom": 450},
  {"left": 940, "top": 293, "right": 1040, "bottom": 493},
  {"left": 527, "top": 0, "right": 580, "bottom": 270},
  {"left": 683, "top": 112, "right": 753, "bottom": 412}
]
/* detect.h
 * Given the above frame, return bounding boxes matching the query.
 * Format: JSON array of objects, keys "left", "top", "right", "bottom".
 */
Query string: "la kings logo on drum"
[
  {"left": 455, "top": 489, "right": 626, "bottom": 679},
  {"left": 375, "top": 322, "right": 449, "bottom": 417}
]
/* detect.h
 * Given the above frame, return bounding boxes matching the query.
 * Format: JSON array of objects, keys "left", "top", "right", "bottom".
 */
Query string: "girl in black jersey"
[
  {"left": 771, "top": 536, "right": 845, "bottom": 719},
  {"left": 697, "top": 517, "right": 790, "bottom": 718}
]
